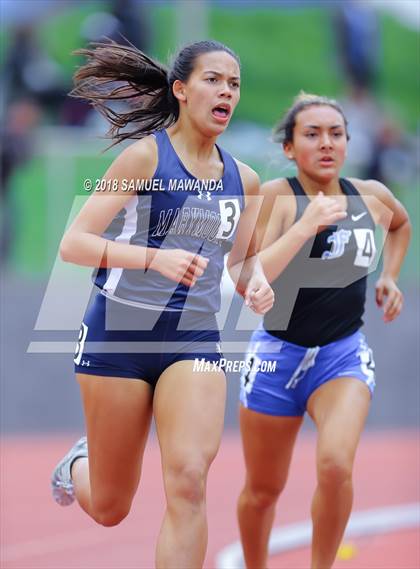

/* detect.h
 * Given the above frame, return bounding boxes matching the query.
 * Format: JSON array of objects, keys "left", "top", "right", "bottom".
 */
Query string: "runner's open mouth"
[{"left": 212, "top": 106, "right": 230, "bottom": 119}]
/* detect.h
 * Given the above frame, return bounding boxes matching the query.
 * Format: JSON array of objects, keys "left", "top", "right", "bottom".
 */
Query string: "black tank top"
[{"left": 263, "top": 177, "right": 377, "bottom": 347}]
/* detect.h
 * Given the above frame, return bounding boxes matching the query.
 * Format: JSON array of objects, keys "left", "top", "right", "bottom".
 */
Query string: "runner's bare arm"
[
  {"left": 227, "top": 162, "right": 274, "bottom": 313},
  {"left": 60, "top": 138, "right": 157, "bottom": 268},
  {"left": 257, "top": 179, "right": 346, "bottom": 283},
  {"left": 351, "top": 178, "right": 411, "bottom": 322}
]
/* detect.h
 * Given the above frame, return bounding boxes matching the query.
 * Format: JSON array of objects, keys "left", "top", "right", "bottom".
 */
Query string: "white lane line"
[{"left": 215, "top": 502, "right": 420, "bottom": 569}]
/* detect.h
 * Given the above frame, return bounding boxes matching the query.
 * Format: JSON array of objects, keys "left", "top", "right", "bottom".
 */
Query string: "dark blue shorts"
[
  {"left": 240, "top": 326, "right": 375, "bottom": 417},
  {"left": 74, "top": 293, "right": 223, "bottom": 386}
]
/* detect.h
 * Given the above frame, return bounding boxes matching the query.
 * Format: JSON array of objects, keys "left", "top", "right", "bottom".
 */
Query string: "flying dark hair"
[
  {"left": 71, "top": 39, "right": 240, "bottom": 147},
  {"left": 273, "top": 91, "right": 350, "bottom": 145}
]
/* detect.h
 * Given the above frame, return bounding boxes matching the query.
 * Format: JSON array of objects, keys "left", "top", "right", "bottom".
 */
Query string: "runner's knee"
[
  {"left": 92, "top": 497, "right": 131, "bottom": 527},
  {"left": 244, "top": 479, "right": 285, "bottom": 509},
  {"left": 317, "top": 453, "right": 352, "bottom": 489},
  {"left": 164, "top": 459, "right": 208, "bottom": 511}
]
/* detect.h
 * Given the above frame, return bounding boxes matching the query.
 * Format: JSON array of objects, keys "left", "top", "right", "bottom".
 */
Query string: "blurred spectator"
[
  {"left": 334, "top": 1, "right": 380, "bottom": 91},
  {"left": 2, "top": 24, "right": 67, "bottom": 112},
  {"left": 334, "top": 2, "right": 411, "bottom": 188},
  {"left": 62, "top": 0, "right": 151, "bottom": 127},
  {"left": 79, "top": 0, "right": 150, "bottom": 50},
  {"left": 109, "top": 0, "right": 150, "bottom": 50},
  {"left": 0, "top": 99, "right": 41, "bottom": 265},
  {"left": 340, "top": 86, "right": 383, "bottom": 174},
  {"left": 340, "top": 86, "right": 412, "bottom": 187}
]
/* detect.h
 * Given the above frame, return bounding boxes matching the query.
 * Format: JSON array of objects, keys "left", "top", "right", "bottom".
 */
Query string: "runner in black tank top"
[
  {"left": 237, "top": 94, "right": 411, "bottom": 569},
  {"left": 264, "top": 176, "right": 376, "bottom": 346}
]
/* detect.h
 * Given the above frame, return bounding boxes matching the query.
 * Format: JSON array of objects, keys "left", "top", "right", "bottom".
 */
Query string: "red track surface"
[
  {"left": 271, "top": 529, "right": 419, "bottom": 568},
  {"left": 1, "top": 430, "right": 419, "bottom": 568}
]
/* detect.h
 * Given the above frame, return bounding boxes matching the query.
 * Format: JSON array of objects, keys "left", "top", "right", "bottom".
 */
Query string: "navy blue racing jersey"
[{"left": 94, "top": 129, "right": 245, "bottom": 313}]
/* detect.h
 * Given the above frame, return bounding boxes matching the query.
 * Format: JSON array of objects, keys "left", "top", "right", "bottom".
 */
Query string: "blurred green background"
[
  {"left": 2, "top": 3, "right": 418, "bottom": 124},
  {"left": 1, "top": 1, "right": 419, "bottom": 277}
]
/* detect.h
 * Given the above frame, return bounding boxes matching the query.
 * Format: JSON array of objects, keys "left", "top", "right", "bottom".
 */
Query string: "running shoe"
[{"left": 51, "top": 436, "right": 88, "bottom": 506}]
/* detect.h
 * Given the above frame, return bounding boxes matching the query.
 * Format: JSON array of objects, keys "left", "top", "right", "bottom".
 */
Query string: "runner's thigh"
[{"left": 77, "top": 374, "right": 153, "bottom": 506}]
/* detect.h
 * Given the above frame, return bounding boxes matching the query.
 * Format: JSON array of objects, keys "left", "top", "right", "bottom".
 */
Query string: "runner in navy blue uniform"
[
  {"left": 51, "top": 40, "right": 274, "bottom": 568},
  {"left": 237, "top": 93, "right": 411, "bottom": 569}
]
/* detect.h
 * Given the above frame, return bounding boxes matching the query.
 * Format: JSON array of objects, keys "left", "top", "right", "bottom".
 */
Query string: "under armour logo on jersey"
[
  {"left": 81, "top": 359, "right": 90, "bottom": 367},
  {"left": 322, "top": 229, "right": 352, "bottom": 260},
  {"left": 197, "top": 188, "right": 212, "bottom": 201}
]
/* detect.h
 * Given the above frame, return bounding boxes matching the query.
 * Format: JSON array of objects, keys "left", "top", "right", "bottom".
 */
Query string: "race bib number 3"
[{"left": 216, "top": 199, "right": 240, "bottom": 240}]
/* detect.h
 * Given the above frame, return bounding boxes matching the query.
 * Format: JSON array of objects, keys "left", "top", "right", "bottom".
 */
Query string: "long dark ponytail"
[{"left": 71, "top": 39, "right": 239, "bottom": 147}]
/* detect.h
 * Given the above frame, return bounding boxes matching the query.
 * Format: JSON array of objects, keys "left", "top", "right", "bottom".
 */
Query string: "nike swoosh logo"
[{"left": 351, "top": 212, "right": 367, "bottom": 222}]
